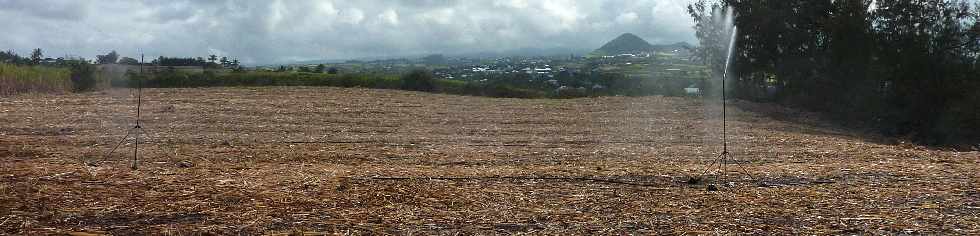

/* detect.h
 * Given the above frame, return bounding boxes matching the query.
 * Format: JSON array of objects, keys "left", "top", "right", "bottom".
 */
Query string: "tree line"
[
  {"left": 151, "top": 55, "right": 241, "bottom": 68},
  {"left": 689, "top": 0, "right": 980, "bottom": 146},
  {"left": 1, "top": 48, "right": 249, "bottom": 95},
  {"left": 0, "top": 48, "right": 242, "bottom": 69},
  {"left": 0, "top": 48, "right": 98, "bottom": 93}
]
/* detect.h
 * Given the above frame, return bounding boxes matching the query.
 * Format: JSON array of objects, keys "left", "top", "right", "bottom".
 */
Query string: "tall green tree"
[
  {"left": 688, "top": 0, "right": 980, "bottom": 144},
  {"left": 30, "top": 48, "right": 43, "bottom": 65},
  {"left": 0, "top": 50, "right": 27, "bottom": 64},
  {"left": 871, "top": 0, "right": 980, "bottom": 141},
  {"left": 96, "top": 50, "right": 119, "bottom": 64}
]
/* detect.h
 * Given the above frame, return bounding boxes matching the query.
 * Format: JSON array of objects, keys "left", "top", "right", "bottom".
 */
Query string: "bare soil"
[{"left": 1, "top": 87, "right": 977, "bottom": 235}]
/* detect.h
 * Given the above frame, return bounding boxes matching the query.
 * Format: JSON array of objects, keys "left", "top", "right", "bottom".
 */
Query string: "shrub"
[
  {"left": 69, "top": 62, "right": 98, "bottom": 92},
  {"left": 555, "top": 86, "right": 589, "bottom": 99},
  {"left": 401, "top": 69, "right": 435, "bottom": 92},
  {"left": 433, "top": 79, "right": 468, "bottom": 95}
]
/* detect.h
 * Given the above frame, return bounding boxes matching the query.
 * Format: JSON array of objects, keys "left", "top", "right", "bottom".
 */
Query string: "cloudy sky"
[{"left": 0, "top": 0, "right": 697, "bottom": 64}]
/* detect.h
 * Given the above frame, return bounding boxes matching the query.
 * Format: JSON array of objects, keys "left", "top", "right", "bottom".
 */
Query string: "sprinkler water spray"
[{"left": 688, "top": 11, "right": 757, "bottom": 190}]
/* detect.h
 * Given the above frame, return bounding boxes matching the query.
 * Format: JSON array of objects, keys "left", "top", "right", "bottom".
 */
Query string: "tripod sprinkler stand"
[
  {"left": 689, "top": 26, "right": 755, "bottom": 190},
  {"left": 101, "top": 54, "right": 147, "bottom": 170}
]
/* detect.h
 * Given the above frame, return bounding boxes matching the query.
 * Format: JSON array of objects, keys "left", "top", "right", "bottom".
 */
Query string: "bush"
[
  {"left": 401, "top": 69, "right": 435, "bottom": 92},
  {"left": 69, "top": 62, "right": 97, "bottom": 92},
  {"left": 555, "top": 86, "right": 589, "bottom": 99},
  {"left": 433, "top": 79, "right": 468, "bottom": 95},
  {"left": 489, "top": 84, "right": 545, "bottom": 99}
]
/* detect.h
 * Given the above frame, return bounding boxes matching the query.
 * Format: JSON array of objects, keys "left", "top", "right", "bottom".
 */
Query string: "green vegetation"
[
  {"left": 0, "top": 49, "right": 108, "bottom": 96},
  {"left": 95, "top": 51, "right": 119, "bottom": 64},
  {"left": 401, "top": 69, "right": 436, "bottom": 91},
  {"left": 69, "top": 62, "right": 98, "bottom": 92},
  {"left": 119, "top": 59, "right": 714, "bottom": 100},
  {"left": 120, "top": 70, "right": 398, "bottom": 89},
  {"left": 0, "top": 63, "right": 72, "bottom": 96},
  {"left": 690, "top": 0, "right": 980, "bottom": 145},
  {"left": 119, "top": 69, "right": 550, "bottom": 98}
]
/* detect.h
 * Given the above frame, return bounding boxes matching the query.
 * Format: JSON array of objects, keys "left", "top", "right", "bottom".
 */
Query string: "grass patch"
[{"left": 0, "top": 63, "right": 72, "bottom": 97}]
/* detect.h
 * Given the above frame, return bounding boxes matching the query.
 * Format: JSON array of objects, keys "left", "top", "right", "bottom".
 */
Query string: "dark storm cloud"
[{"left": 0, "top": 0, "right": 696, "bottom": 64}]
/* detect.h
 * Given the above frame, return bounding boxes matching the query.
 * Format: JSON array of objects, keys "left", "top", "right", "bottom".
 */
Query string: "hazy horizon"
[{"left": 0, "top": 0, "right": 697, "bottom": 65}]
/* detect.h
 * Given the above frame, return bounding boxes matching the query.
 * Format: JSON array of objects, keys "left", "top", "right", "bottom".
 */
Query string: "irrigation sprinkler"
[
  {"left": 97, "top": 53, "right": 178, "bottom": 170},
  {"left": 688, "top": 26, "right": 756, "bottom": 190}
]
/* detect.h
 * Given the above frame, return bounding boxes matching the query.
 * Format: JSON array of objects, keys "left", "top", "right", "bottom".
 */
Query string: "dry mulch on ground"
[{"left": 1, "top": 87, "right": 977, "bottom": 235}]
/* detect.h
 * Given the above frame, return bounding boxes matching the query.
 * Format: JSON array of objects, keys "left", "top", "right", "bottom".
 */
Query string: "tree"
[
  {"left": 0, "top": 50, "right": 27, "bottom": 64},
  {"left": 152, "top": 57, "right": 212, "bottom": 66},
  {"left": 871, "top": 0, "right": 979, "bottom": 142},
  {"left": 219, "top": 56, "right": 228, "bottom": 67},
  {"left": 688, "top": 0, "right": 980, "bottom": 145},
  {"left": 401, "top": 69, "right": 435, "bottom": 91},
  {"left": 30, "top": 48, "right": 43, "bottom": 65},
  {"left": 69, "top": 60, "right": 97, "bottom": 92},
  {"left": 316, "top": 64, "right": 325, "bottom": 73},
  {"left": 118, "top": 57, "right": 140, "bottom": 65},
  {"left": 193, "top": 57, "right": 204, "bottom": 70},
  {"left": 208, "top": 55, "right": 218, "bottom": 64},
  {"left": 96, "top": 50, "right": 119, "bottom": 64},
  {"left": 327, "top": 67, "right": 339, "bottom": 74}
]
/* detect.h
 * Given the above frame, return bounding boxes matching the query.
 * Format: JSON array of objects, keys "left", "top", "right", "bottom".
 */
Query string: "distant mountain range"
[{"left": 592, "top": 33, "right": 692, "bottom": 56}]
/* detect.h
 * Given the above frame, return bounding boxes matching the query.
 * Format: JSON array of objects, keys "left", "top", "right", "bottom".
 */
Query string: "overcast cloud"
[{"left": 0, "top": 0, "right": 696, "bottom": 64}]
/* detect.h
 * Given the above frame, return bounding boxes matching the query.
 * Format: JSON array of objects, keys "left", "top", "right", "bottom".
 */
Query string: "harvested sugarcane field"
[{"left": 1, "top": 87, "right": 977, "bottom": 235}]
